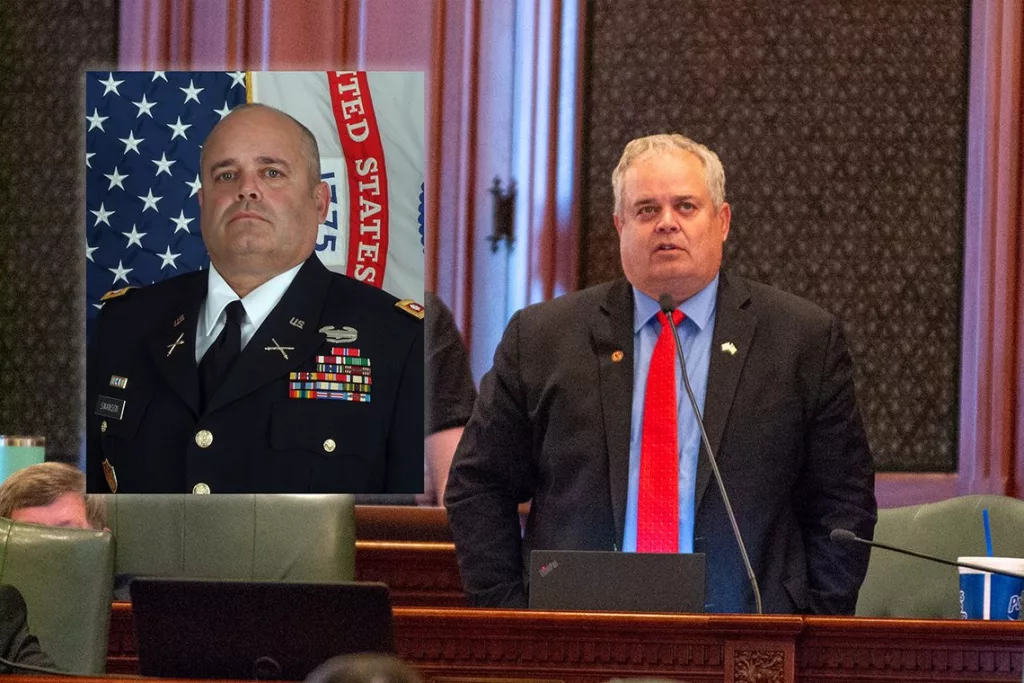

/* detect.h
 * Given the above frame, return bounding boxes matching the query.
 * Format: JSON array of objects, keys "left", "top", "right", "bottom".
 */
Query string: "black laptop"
[
  {"left": 130, "top": 578, "right": 394, "bottom": 680},
  {"left": 529, "top": 550, "right": 706, "bottom": 613}
]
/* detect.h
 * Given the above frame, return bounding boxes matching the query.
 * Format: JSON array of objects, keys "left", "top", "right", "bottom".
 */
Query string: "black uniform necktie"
[{"left": 198, "top": 300, "right": 245, "bottom": 410}]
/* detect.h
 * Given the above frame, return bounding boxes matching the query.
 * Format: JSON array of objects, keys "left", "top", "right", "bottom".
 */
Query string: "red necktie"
[{"left": 637, "top": 309, "right": 683, "bottom": 552}]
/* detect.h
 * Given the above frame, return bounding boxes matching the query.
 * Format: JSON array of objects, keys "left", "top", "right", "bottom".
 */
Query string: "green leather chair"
[
  {"left": 0, "top": 519, "right": 115, "bottom": 673},
  {"left": 99, "top": 494, "right": 355, "bottom": 584},
  {"left": 856, "top": 494, "right": 1024, "bottom": 618}
]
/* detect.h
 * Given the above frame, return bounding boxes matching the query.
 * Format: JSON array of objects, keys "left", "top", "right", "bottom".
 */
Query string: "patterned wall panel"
[
  {"left": 581, "top": 0, "right": 968, "bottom": 471},
  {"left": 0, "top": 1, "right": 117, "bottom": 462}
]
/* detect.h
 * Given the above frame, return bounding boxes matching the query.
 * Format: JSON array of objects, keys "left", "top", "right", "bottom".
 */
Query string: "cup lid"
[
  {"left": 957, "top": 556, "right": 1024, "bottom": 573},
  {"left": 0, "top": 436, "right": 46, "bottom": 447}
]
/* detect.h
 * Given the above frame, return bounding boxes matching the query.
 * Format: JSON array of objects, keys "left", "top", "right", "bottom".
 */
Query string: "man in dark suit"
[
  {"left": 0, "top": 584, "right": 57, "bottom": 672},
  {"left": 445, "top": 134, "right": 876, "bottom": 614},
  {"left": 86, "top": 104, "right": 423, "bottom": 494}
]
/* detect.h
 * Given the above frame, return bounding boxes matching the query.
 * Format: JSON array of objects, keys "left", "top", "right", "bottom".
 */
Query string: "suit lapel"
[
  {"left": 591, "top": 279, "right": 635, "bottom": 547},
  {"left": 207, "top": 257, "right": 333, "bottom": 413},
  {"left": 148, "top": 274, "right": 206, "bottom": 415},
  {"left": 694, "top": 273, "right": 756, "bottom": 510}
]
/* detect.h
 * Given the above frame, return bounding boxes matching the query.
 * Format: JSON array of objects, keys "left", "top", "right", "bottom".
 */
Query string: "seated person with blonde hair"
[
  {"left": 0, "top": 462, "right": 107, "bottom": 673},
  {"left": 0, "top": 462, "right": 105, "bottom": 530}
]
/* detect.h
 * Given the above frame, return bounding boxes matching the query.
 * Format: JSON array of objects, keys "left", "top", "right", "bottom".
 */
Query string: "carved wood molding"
[
  {"left": 106, "top": 606, "right": 1024, "bottom": 682},
  {"left": 728, "top": 640, "right": 793, "bottom": 683},
  {"left": 799, "top": 644, "right": 1023, "bottom": 678},
  {"left": 799, "top": 617, "right": 1024, "bottom": 681}
]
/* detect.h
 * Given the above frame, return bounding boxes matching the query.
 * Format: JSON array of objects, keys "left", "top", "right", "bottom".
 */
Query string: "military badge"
[
  {"left": 100, "top": 286, "right": 136, "bottom": 302},
  {"left": 290, "top": 347, "right": 372, "bottom": 402},
  {"left": 319, "top": 325, "right": 358, "bottom": 344},
  {"left": 265, "top": 338, "right": 295, "bottom": 359},
  {"left": 102, "top": 459, "right": 118, "bottom": 493},
  {"left": 167, "top": 332, "right": 185, "bottom": 356}
]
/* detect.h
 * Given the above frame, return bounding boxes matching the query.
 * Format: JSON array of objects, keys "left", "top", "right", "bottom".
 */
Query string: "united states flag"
[{"left": 84, "top": 71, "right": 246, "bottom": 335}]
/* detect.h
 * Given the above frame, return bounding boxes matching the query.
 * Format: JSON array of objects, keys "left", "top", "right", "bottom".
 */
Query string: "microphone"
[
  {"left": 658, "top": 294, "right": 764, "bottom": 615},
  {"left": 830, "top": 528, "right": 1024, "bottom": 579}
]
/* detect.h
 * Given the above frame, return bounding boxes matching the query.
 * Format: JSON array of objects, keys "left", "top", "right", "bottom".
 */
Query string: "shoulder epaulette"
[
  {"left": 395, "top": 299, "right": 424, "bottom": 320},
  {"left": 100, "top": 286, "right": 137, "bottom": 302}
]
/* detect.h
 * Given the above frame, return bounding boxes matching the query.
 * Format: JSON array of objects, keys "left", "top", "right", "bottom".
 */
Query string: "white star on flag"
[
  {"left": 152, "top": 71, "right": 167, "bottom": 81},
  {"left": 152, "top": 153, "right": 176, "bottom": 177},
  {"left": 86, "top": 109, "right": 108, "bottom": 131},
  {"left": 158, "top": 246, "right": 182, "bottom": 270},
  {"left": 122, "top": 224, "right": 147, "bottom": 248},
  {"left": 228, "top": 72, "right": 246, "bottom": 88},
  {"left": 214, "top": 102, "right": 232, "bottom": 119},
  {"left": 109, "top": 260, "right": 133, "bottom": 285},
  {"left": 185, "top": 174, "right": 202, "bottom": 197},
  {"left": 86, "top": 243, "right": 98, "bottom": 262},
  {"left": 91, "top": 203, "right": 114, "bottom": 226},
  {"left": 86, "top": 152, "right": 95, "bottom": 168},
  {"left": 138, "top": 189, "right": 162, "bottom": 212},
  {"left": 171, "top": 210, "right": 195, "bottom": 233},
  {"left": 104, "top": 166, "right": 128, "bottom": 190},
  {"left": 100, "top": 73, "right": 124, "bottom": 96},
  {"left": 180, "top": 79, "right": 204, "bottom": 104},
  {"left": 167, "top": 117, "right": 192, "bottom": 140},
  {"left": 119, "top": 131, "right": 144, "bottom": 154},
  {"left": 133, "top": 94, "right": 157, "bottom": 118}
]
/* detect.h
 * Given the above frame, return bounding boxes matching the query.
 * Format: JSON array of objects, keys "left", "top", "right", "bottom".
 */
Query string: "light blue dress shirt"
[{"left": 622, "top": 275, "right": 719, "bottom": 553}]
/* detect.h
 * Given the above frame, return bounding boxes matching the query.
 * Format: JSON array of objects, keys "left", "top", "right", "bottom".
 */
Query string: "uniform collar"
[{"left": 200, "top": 261, "right": 304, "bottom": 339}]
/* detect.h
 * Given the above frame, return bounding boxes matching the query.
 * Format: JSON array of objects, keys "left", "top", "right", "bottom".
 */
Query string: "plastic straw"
[{"left": 982, "top": 508, "right": 993, "bottom": 557}]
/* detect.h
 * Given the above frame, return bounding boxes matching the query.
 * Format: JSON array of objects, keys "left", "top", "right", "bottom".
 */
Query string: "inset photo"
[{"left": 84, "top": 71, "right": 425, "bottom": 494}]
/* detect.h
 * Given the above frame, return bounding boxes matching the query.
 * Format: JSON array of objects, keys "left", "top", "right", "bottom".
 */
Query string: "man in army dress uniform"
[{"left": 86, "top": 104, "right": 424, "bottom": 494}]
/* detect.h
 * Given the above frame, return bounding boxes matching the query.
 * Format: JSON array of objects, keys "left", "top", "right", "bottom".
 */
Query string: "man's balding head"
[{"left": 197, "top": 104, "right": 331, "bottom": 297}]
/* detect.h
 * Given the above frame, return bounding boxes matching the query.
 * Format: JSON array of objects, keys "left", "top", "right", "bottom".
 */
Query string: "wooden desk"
[
  {"left": 355, "top": 540, "right": 465, "bottom": 608},
  {"left": 105, "top": 601, "right": 1024, "bottom": 682}
]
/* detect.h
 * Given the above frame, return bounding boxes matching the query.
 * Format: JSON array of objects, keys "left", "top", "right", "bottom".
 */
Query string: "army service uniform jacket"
[{"left": 86, "top": 256, "right": 424, "bottom": 494}]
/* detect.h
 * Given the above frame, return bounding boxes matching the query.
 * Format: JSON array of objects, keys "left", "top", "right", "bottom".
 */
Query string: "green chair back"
[
  {"left": 100, "top": 494, "right": 355, "bottom": 582},
  {"left": 0, "top": 519, "right": 114, "bottom": 673},
  {"left": 856, "top": 494, "right": 1024, "bottom": 618}
]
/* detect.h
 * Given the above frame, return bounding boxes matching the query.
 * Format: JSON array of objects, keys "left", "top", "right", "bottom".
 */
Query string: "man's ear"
[
  {"left": 717, "top": 202, "right": 732, "bottom": 243},
  {"left": 314, "top": 181, "right": 330, "bottom": 223}
]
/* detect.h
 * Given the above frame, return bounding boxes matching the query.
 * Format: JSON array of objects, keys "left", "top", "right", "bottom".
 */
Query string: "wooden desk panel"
[
  {"left": 106, "top": 602, "right": 1024, "bottom": 682},
  {"left": 355, "top": 540, "right": 465, "bottom": 608}
]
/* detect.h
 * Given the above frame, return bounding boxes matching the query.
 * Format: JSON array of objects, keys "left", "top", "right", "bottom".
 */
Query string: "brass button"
[
  {"left": 195, "top": 429, "right": 213, "bottom": 448},
  {"left": 192, "top": 482, "right": 211, "bottom": 495},
  {"left": 100, "top": 420, "right": 108, "bottom": 433},
  {"left": 323, "top": 438, "right": 336, "bottom": 453}
]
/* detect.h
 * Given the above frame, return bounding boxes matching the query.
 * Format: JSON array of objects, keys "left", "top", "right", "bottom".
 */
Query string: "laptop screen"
[
  {"left": 529, "top": 550, "right": 706, "bottom": 613},
  {"left": 131, "top": 578, "right": 394, "bottom": 680}
]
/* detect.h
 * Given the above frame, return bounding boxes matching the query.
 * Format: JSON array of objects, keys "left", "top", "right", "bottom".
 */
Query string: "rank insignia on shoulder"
[
  {"left": 395, "top": 299, "right": 424, "bottom": 320},
  {"left": 100, "top": 286, "right": 137, "bottom": 302}
]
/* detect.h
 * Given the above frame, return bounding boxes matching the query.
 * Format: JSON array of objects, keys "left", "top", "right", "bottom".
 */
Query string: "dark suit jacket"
[
  {"left": 445, "top": 273, "right": 876, "bottom": 614},
  {"left": 0, "top": 584, "right": 57, "bottom": 672},
  {"left": 86, "top": 256, "right": 424, "bottom": 494}
]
